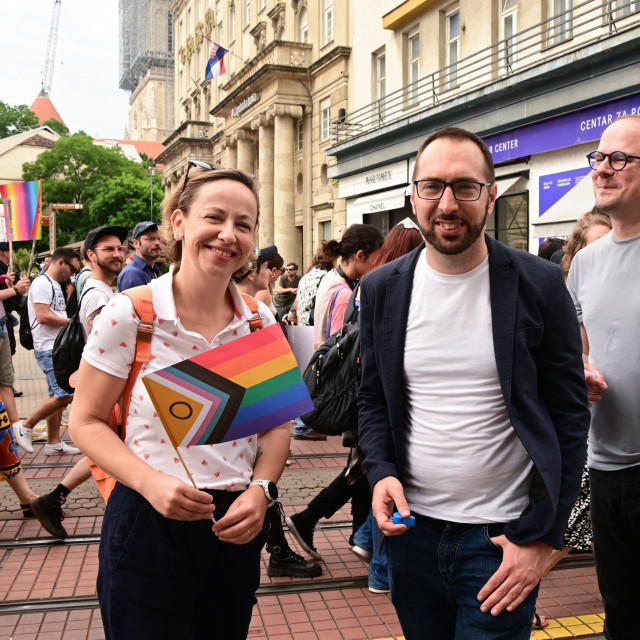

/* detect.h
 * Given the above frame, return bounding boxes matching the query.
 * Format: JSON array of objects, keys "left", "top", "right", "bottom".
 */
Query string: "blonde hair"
[
  {"left": 160, "top": 167, "right": 260, "bottom": 266},
  {"left": 561, "top": 212, "right": 612, "bottom": 278}
]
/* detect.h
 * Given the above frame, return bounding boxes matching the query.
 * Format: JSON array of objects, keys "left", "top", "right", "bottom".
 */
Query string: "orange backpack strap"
[
  {"left": 241, "top": 293, "right": 263, "bottom": 332},
  {"left": 119, "top": 286, "right": 155, "bottom": 440}
]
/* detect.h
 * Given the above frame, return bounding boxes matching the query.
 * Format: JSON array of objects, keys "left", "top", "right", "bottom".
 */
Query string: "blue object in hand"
[{"left": 391, "top": 511, "right": 415, "bottom": 526}]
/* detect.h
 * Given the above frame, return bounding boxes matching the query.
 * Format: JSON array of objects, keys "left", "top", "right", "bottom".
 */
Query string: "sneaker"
[
  {"left": 44, "top": 441, "right": 81, "bottom": 456},
  {"left": 267, "top": 550, "right": 323, "bottom": 578},
  {"left": 29, "top": 495, "right": 67, "bottom": 539},
  {"left": 293, "top": 431, "right": 327, "bottom": 441},
  {"left": 286, "top": 513, "right": 322, "bottom": 560},
  {"left": 13, "top": 421, "right": 33, "bottom": 454},
  {"left": 350, "top": 544, "right": 373, "bottom": 563},
  {"left": 368, "top": 585, "right": 390, "bottom": 594}
]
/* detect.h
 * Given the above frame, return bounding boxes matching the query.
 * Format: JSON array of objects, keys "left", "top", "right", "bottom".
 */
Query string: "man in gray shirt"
[{"left": 568, "top": 115, "right": 640, "bottom": 640}]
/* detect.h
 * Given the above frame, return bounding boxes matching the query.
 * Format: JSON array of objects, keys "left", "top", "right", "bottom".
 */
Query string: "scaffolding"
[{"left": 119, "top": 0, "right": 175, "bottom": 94}]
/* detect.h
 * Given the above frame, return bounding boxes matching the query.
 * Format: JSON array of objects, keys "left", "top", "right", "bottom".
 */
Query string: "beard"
[
  {"left": 140, "top": 245, "right": 161, "bottom": 262},
  {"left": 97, "top": 254, "right": 123, "bottom": 276},
  {"left": 420, "top": 202, "right": 489, "bottom": 256}
]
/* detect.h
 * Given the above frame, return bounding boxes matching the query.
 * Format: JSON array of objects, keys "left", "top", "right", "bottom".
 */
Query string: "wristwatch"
[{"left": 250, "top": 479, "right": 278, "bottom": 504}]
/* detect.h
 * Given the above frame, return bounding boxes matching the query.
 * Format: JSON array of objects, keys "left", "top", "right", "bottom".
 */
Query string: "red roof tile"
[
  {"left": 93, "top": 138, "right": 165, "bottom": 160},
  {"left": 29, "top": 95, "right": 65, "bottom": 126}
]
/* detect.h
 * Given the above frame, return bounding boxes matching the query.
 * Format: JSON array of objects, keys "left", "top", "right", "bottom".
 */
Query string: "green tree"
[
  {"left": 89, "top": 172, "right": 164, "bottom": 229},
  {"left": 0, "top": 101, "right": 39, "bottom": 138},
  {"left": 22, "top": 133, "right": 161, "bottom": 243},
  {"left": 42, "top": 118, "right": 70, "bottom": 137}
]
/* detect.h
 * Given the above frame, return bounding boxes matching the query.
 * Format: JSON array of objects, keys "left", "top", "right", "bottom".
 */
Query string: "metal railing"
[{"left": 333, "top": 0, "right": 640, "bottom": 145}]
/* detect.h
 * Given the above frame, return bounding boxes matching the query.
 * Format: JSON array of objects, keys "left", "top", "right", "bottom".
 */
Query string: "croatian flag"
[{"left": 205, "top": 43, "right": 227, "bottom": 80}]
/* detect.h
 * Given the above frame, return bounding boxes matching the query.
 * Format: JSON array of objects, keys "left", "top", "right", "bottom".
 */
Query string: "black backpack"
[
  {"left": 299, "top": 285, "right": 361, "bottom": 436},
  {"left": 52, "top": 288, "right": 95, "bottom": 394},
  {"left": 19, "top": 276, "right": 55, "bottom": 351}
]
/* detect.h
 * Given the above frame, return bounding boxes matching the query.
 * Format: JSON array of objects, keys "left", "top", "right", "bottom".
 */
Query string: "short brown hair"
[
  {"left": 413, "top": 127, "right": 495, "bottom": 182},
  {"left": 561, "top": 212, "right": 612, "bottom": 278},
  {"left": 161, "top": 167, "right": 260, "bottom": 265}
]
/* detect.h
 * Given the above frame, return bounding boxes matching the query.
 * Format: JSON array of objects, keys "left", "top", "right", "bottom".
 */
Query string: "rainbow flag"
[
  {"left": 142, "top": 324, "right": 313, "bottom": 448},
  {"left": 0, "top": 181, "right": 42, "bottom": 241}
]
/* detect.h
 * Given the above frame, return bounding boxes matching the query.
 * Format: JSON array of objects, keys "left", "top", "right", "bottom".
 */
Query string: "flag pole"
[
  {"left": 4, "top": 199, "right": 14, "bottom": 273},
  {"left": 203, "top": 35, "right": 246, "bottom": 64},
  {"left": 26, "top": 239, "right": 37, "bottom": 278},
  {"left": 173, "top": 443, "right": 217, "bottom": 524}
]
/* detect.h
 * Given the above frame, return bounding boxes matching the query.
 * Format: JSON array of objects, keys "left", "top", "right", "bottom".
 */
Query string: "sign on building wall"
[
  {"left": 538, "top": 167, "right": 591, "bottom": 216},
  {"left": 231, "top": 93, "right": 260, "bottom": 118},
  {"left": 485, "top": 92, "right": 640, "bottom": 164},
  {"left": 338, "top": 160, "right": 408, "bottom": 199}
]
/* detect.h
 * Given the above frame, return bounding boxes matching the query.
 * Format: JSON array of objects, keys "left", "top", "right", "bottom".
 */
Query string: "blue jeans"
[
  {"left": 293, "top": 416, "right": 312, "bottom": 436},
  {"left": 353, "top": 509, "right": 389, "bottom": 590},
  {"left": 35, "top": 349, "right": 73, "bottom": 399},
  {"left": 387, "top": 514, "right": 537, "bottom": 640}
]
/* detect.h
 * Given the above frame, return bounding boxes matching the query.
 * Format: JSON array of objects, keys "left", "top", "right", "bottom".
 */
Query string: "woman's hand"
[
  {"left": 140, "top": 471, "right": 215, "bottom": 521},
  {"left": 212, "top": 485, "right": 268, "bottom": 544}
]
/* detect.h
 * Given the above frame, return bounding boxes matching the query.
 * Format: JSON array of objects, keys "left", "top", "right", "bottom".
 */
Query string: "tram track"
[{"left": 24, "top": 451, "right": 349, "bottom": 471}]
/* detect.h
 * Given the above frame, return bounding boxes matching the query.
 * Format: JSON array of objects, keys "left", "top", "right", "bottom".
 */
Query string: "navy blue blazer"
[{"left": 358, "top": 236, "right": 590, "bottom": 548}]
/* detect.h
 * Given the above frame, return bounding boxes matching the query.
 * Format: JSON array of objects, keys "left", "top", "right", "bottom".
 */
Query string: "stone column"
[
  {"left": 236, "top": 130, "right": 254, "bottom": 174},
  {"left": 271, "top": 105, "right": 303, "bottom": 263},
  {"left": 252, "top": 114, "right": 274, "bottom": 247},
  {"left": 223, "top": 136, "right": 237, "bottom": 169}
]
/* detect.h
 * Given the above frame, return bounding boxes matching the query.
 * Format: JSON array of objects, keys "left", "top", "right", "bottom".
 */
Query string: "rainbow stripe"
[
  {"left": 0, "top": 181, "right": 42, "bottom": 241},
  {"left": 143, "top": 323, "right": 313, "bottom": 447}
]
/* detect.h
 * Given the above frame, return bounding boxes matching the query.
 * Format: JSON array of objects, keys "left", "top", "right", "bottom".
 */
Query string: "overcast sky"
[{"left": 1, "top": 0, "right": 131, "bottom": 139}]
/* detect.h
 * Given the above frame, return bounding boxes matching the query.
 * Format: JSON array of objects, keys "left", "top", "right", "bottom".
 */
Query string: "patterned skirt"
[
  {"left": 0, "top": 399, "right": 21, "bottom": 481},
  {"left": 564, "top": 465, "right": 592, "bottom": 552}
]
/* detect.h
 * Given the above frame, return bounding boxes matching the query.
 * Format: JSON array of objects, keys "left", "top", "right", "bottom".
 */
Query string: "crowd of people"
[{"left": 0, "top": 115, "right": 636, "bottom": 640}]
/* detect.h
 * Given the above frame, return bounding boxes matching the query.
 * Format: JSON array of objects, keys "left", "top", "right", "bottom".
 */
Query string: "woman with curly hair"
[{"left": 560, "top": 212, "right": 612, "bottom": 279}]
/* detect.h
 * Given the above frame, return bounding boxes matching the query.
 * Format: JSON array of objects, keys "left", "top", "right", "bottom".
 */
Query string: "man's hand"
[
  {"left": 585, "top": 364, "right": 607, "bottom": 407},
  {"left": 372, "top": 476, "right": 412, "bottom": 536},
  {"left": 477, "top": 536, "right": 553, "bottom": 616},
  {"left": 213, "top": 485, "right": 268, "bottom": 544},
  {"left": 14, "top": 277, "right": 30, "bottom": 295}
]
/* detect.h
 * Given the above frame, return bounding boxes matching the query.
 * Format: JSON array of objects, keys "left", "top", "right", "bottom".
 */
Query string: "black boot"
[
  {"left": 285, "top": 508, "right": 322, "bottom": 560},
  {"left": 267, "top": 502, "right": 322, "bottom": 578}
]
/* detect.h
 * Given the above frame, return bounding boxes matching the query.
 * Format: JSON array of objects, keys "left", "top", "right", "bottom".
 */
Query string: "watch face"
[{"left": 267, "top": 481, "right": 278, "bottom": 501}]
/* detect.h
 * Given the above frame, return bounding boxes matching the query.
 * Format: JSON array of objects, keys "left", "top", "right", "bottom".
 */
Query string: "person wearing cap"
[
  {"left": 13, "top": 247, "right": 82, "bottom": 457},
  {"left": 117, "top": 221, "right": 162, "bottom": 292},
  {"left": 27, "top": 226, "right": 128, "bottom": 540}
]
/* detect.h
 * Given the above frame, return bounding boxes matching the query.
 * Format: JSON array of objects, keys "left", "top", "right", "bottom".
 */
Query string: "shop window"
[{"left": 491, "top": 191, "right": 529, "bottom": 252}]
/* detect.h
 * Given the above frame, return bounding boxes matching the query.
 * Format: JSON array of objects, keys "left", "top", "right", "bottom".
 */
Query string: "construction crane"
[{"left": 40, "top": 0, "right": 62, "bottom": 97}]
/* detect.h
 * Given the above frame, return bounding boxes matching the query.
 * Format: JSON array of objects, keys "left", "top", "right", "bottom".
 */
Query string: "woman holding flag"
[{"left": 69, "top": 166, "right": 290, "bottom": 640}]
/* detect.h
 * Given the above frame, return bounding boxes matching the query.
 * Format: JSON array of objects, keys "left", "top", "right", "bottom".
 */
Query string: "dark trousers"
[
  {"left": 387, "top": 515, "right": 537, "bottom": 640},
  {"left": 590, "top": 465, "right": 640, "bottom": 640},
  {"left": 308, "top": 468, "right": 371, "bottom": 538},
  {"left": 98, "top": 483, "right": 266, "bottom": 640}
]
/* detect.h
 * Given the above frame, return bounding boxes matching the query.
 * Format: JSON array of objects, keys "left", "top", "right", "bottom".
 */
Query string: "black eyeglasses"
[
  {"left": 414, "top": 179, "right": 493, "bottom": 201},
  {"left": 180, "top": 160, "right": 214, "bottom": 197},
  {"left": 63, "top": 260, "right": 78, "bottom": 276},
  {"left": 587, "top": 151, "right": 640, "bottom": 171}
]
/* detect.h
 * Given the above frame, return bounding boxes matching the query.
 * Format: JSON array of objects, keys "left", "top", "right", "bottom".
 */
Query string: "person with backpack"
[
  {"left": 69, "top": 166, "right": 291, "bottom": 640},
  {"left": 286, "top": 223, "right": 383, "bottom": 559},
  {"left": 28, "top": 225, "right": 128, "bottom": 540},
  {"left": 13, "top": 248, "right": 81, "bottom": 456}
]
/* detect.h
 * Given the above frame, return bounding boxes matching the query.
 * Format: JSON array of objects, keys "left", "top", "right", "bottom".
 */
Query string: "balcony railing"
[{"left": 333, "top": 0, "right": 640, "bottom": 146}]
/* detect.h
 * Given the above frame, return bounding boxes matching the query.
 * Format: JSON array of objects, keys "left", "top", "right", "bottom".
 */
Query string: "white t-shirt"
[
  {"left": 27, "top": 274, "right": 67, "bottom": 352},
  {"left": 78, "top": 278, "right": 114, "bottom": 337},
  {"left": 82, "top": 268, "right": 276, "bottom": 490},
  {"left": 403, "top": 250, "right": 534, "bottom": 524}
]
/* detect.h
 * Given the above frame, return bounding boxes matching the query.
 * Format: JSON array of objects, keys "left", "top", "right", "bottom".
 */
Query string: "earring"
[{"left": 174, "top": 233, "right": 181, "bottom": 240}]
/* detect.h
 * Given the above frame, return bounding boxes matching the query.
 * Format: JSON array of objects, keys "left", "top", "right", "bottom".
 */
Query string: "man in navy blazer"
[{"left": 358, "top": 127, "right": 590, "bottom": 640}]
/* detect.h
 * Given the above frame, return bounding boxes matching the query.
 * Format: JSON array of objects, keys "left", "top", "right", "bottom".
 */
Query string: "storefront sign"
[
  {"left": 484, "top": 92, "right": 640, "bottom": 164},
  {"left": 338, "top": 160, "right": 408, "bottom": 199},
  {"left": 231, "top": 92, "right": 260, "bottom": 118},
  {"left": 539, "top": 167, "right": 591, "bottom": 216}
]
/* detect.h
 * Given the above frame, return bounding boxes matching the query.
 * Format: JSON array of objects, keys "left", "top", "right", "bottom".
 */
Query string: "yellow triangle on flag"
[{"left": 142, "top": 376, "right": 205, "bottom": 448}]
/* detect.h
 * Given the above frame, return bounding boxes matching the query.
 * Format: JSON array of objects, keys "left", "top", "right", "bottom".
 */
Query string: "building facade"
[
  {"left": 329, "top": 0, "right": 640, "bottom": 254},
  {"left": 158, "top": 0, "right": 350, "bottom": 267},
  {"left": 119, "top": 0, "right": 175, "bottom": 142}
]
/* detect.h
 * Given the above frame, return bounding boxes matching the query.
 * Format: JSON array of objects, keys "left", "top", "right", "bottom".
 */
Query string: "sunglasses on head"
[{"left": 180, "top": 160, "right": 215, "bottom": 198}]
